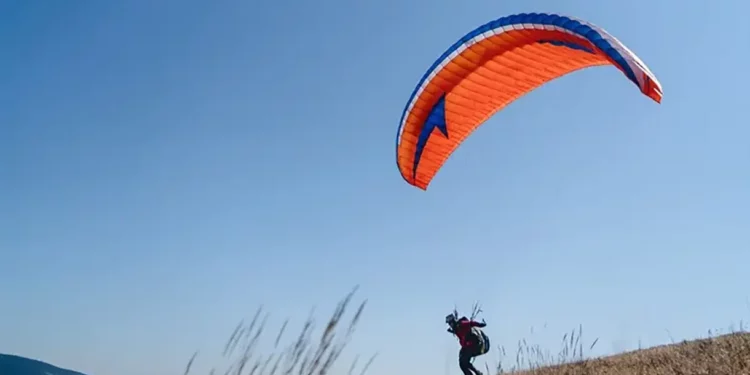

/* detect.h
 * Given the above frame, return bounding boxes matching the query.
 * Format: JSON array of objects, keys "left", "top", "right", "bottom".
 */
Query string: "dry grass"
[
  {"left": 493, "top": 325, "right": 750, "bottom": 375},
  {"left": 184, "top": 291, "right": 750, "bottom": 375},
  {"left": 184, "top": 287, "right": 376, "bottom": 375}
]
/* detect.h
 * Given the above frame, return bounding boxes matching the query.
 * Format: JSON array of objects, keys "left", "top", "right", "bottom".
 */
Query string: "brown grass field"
[
  {"left": 184, "top": 289, "right": 750, "bottom": 375},
  {"left": 494, "top": 326, "right": 750, "bottom": 375}
]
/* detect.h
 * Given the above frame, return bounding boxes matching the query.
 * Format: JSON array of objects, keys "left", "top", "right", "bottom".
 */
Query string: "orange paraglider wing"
[{"left": 395, "top": 13, "right": 662, "bottom": 190}]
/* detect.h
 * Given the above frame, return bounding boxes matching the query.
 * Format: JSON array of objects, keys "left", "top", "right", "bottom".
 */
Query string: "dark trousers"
[{"left": 458, "top": 346, "right": 482, "bottom": 375}]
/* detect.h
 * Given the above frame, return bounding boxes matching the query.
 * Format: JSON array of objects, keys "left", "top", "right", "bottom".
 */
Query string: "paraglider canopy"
[{"left": 396, "top": 13, "right": 663, "bottom": 190}]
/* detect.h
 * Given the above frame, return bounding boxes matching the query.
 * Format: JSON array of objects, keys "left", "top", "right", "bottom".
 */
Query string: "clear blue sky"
[{"left": 1, "top": 1, "right": 748, "bottom": 374}]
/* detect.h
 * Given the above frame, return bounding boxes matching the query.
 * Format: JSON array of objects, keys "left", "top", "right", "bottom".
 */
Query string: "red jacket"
[{"left": 452, "top": 319, "right": 486, "bottom": 348}]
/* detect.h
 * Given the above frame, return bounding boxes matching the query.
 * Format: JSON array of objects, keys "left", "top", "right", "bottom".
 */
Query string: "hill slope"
[
  {"left": 2, "top": 333, "right": 748, "bottom": 375},
  {"left": 505, "top": 332, "right": 750, "bottom": 375},
  {"left": 0, "top": 354, "right": 88, "bottom": 375}
]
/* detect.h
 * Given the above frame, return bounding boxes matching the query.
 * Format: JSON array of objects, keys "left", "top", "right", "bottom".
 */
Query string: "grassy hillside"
[
  {"left": 4, "top": 288, "right": 748, "bottom": 375},
  {"left": 494, "top": 330, "right": 750, "bottom": 375},
  {"left": 191, "top": 289, "right": 749, "bottom": 375}
]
